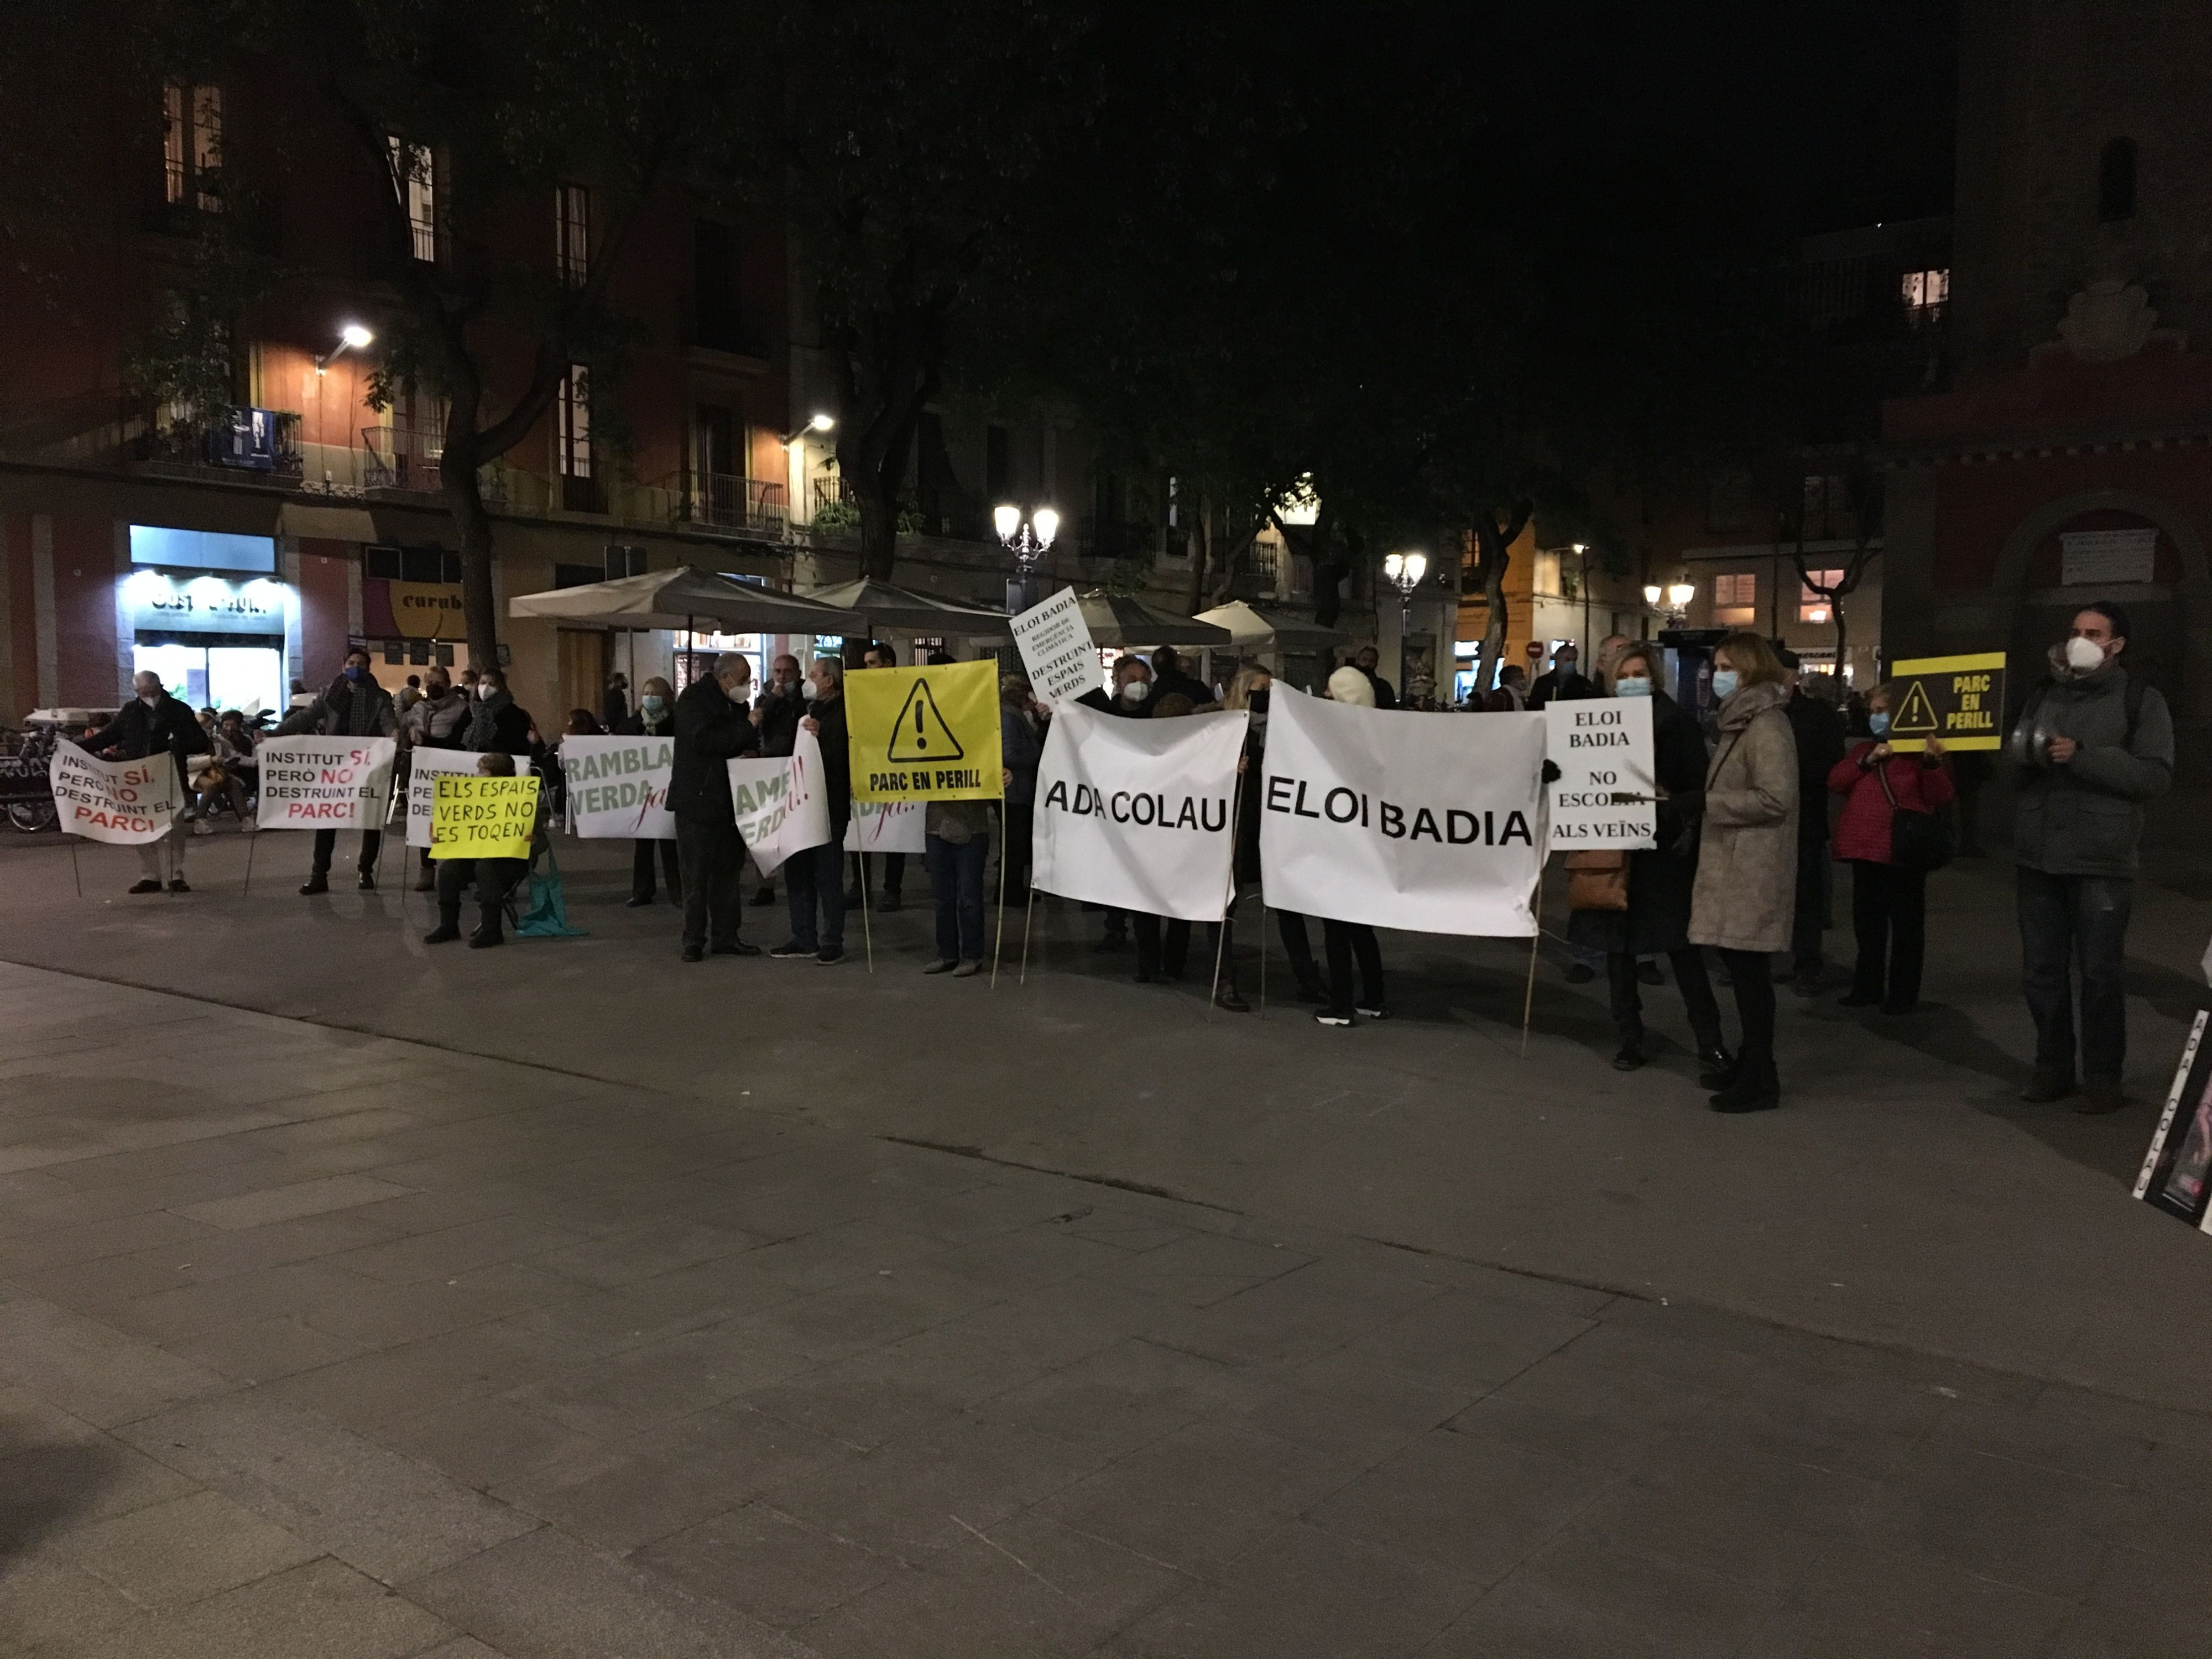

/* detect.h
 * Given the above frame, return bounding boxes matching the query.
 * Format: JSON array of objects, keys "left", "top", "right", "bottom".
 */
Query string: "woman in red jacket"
[{"left": 1829, "top": 684, "right": 1954, "bottom": 1014}]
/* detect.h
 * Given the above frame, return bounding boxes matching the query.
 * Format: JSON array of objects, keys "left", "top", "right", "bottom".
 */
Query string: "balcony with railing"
[
  {"left": 135, "top": 406, "right": 302, "bottom": 481},
  {"left": 679, "top": 472, "right": 787, "bottom": 535},
  {"left": 360, "top": 420, "right": 510, "bottom": 509}
]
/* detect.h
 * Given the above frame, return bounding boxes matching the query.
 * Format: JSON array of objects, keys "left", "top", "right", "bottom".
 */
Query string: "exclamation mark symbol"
[{"left": 915, "top": 697, "right": 927, "bottom": 750}]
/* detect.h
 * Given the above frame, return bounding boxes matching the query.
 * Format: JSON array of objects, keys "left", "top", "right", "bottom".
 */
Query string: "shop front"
[
  {"left": 360, "top": 544, "right": 462, "bottom": 686},
  {"left": 121, "top": 525, "right": 293, "bottom": 715}
]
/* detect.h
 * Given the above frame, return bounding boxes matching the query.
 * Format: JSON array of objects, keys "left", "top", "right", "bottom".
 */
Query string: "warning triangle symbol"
[
  {"left": 886, "top": 679, "right": 966, "bottom": 762},
  {"left": 1891, "top": 679, "right": 1939, "bottom": 735}
]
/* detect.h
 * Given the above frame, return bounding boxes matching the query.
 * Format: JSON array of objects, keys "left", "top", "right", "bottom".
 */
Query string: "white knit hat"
[{"left": 1327, "top": 665, "right": 1376, "bottom": 707}]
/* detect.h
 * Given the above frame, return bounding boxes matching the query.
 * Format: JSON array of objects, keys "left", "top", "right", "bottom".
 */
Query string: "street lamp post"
[
  {"left": 1381, "top": 550, "right": 1428, "bottom": 697},
  {"left": 995, "top": 503, "right": 1060, "bottom": 613}
]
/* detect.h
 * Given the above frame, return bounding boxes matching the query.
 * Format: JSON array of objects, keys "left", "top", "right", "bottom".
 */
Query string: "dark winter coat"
[
  {"left": 1527, "top": 669, "right": 1600, "bottom": 711},
  {"left": 83, "top": 692, "right": 206, "bottom": 773},
  {"left": 465, "top": 690, "right": 535, "bottom": 755},
  {"left": 1568, "top": 690, "right": 1709, "bottom": 956},
  {"left": 806, "top": 695, "right": 852, "bottom": 831},
  {"left": 754, "top": 685, "right": 804, "bottom": 758},
  {"left": 281, "top": 671, "right": 397, "bottom": 740},
  {"left": 2007, "top": 656, "right": 2174, "bottom": 878},
  {"left": 1783, "top": 688, "right": 1845, "bottom": 844},
  {"left": 668, "top": 675, "right": 759, "bottom": 825},
  {"left": 1000, "top": 706, "right": 1042, "bottom": 805}
]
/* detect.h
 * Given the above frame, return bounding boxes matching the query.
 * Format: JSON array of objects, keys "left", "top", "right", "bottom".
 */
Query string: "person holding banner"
[
  {"left": 670, "top": 652, "right": 762, "bottom": 962},
  {"left": 1568, "top": 644, "right": 1728, "bottom": 1073},
  {"left": 425, "top": 753, "right": 542, "bottom": 948},
  {"left": 1829, "top": 684, "right": 1954, "bottom": 1016},
  {"left": 1312, "top": 667, "right": 1389, "bottom": 1025},
  {"left": 281, "top": 648, "right": 398, "bottom": 894},
  {"left": 82, "top": 670, "right": 206, "bottom": 893},
  {"left": 1076, "top": 654, "right": 1156, "bottom": 953},
  {"left": 617, "top": 677, "right": 682, "bottom": 908},
  {"left": 1687, "top": 633, "right": 1799, "bottom": 1113},
  {"left": 999, "top": 676, "right": 1043, "bottom": 905},
  {"left": 773, "top": 657, "right": 851, "bottom": 964},
  {"left": 846, "top": 641, "right": 907, "bottom": 912}
]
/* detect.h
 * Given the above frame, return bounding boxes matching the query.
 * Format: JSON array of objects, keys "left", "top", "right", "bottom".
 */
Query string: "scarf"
[{"left": 467, "top": 688, "right": 513, "bottom": 749}]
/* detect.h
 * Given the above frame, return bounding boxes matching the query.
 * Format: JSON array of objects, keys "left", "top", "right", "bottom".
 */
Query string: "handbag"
[
  {"left": 1564, "top": 849, "right": 1630, "bottom": 911},
  {"left": 1876, "top": 760, "right": 1955, "bottom": 874}
]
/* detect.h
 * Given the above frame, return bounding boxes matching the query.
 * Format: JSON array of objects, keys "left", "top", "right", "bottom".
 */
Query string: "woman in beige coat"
[{"left": 1688, "top": 632, "right": 1799, "bottom": 1113}]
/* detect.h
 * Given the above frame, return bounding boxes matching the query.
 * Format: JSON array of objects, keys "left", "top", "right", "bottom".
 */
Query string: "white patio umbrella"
[
  {"left": 508, "top": 568, "right": 858, "bottom": 633},
  {"left": 797, "top": 576, "right": 1010, "bottom": 637},
  {"left": 1191, "top": 599, "right": 1346, "bottom": 650}
]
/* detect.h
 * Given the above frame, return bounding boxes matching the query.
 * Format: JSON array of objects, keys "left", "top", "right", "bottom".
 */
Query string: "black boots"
[
  {"left": 424, "top": 909, "right": 462, "bottom": 945},
  {"left": 1709, "top": 1057, "right": 1780, "bottom": 1114},
  {"left": 468, "top": 909, "right": 505, "bottom": 948}
]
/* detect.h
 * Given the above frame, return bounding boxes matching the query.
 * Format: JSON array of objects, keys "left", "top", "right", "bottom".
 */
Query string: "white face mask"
[
  {"left": 2064, "top": 635, "right": 2106, "bottom": 672},
  {"left": 726, "top": 679, "right": 752, "bottom": 702},
  {"left": 801, "top": 679, "right": 820, "bottom": 701},
  {"left": 1121, "top": 679, "right": 1151, "bottom": 703}
]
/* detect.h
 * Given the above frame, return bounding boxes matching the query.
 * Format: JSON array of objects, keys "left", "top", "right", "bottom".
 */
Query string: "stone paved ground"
[{"left": 2, "top": 825, "right": 2209, "bottom": 1657}]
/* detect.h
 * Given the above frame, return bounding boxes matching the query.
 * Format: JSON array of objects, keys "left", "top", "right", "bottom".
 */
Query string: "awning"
[
  {"left": 797, "top": 576, "right": 1010, "bottom": 636},
  {"left": 1191, "top": 599, "right": 1345, "bottom": 650},
  {"left": 276, "top": 503, "right": 382, "bottom": 542},
  {"left": 1071, "top": 589, "right": 1234, "bottom": 648},
  {"left": 508, "top": 567, "right": 859, "bottom": 632}
]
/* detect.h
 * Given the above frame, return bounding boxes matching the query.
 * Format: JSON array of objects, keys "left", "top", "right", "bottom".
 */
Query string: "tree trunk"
[
  {"left": 440, "top": 432, "right": 500, "bottom": 671},
  {"left": 1468, "top": 503, "right": 1530, "bottom": 697},
  {"left": 1184, "top": 504, "right": 1210, "bottom": 615}
]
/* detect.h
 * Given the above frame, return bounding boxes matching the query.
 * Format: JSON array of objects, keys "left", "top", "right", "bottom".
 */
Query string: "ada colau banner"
[
  {"left": 1259, "top": 693, "right": 1546, "bottom": 936},
  {"left": 1031, "top": 699, "right": 1248, "bottom": 922}
]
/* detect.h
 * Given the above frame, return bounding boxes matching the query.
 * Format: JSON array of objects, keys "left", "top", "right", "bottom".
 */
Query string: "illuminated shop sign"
[
  {"left": 123, "top": 570, "right": 287, "bottom": 635},
  {"left": 128, "top": 525, "right": 278, "bottom": 575}
]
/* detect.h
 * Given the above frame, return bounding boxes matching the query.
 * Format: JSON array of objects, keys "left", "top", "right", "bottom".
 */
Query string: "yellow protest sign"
[
  {"left": 1885, "top": 650, "right": 2007, "bottom": 752},
  {"left": 846, "top": 660, "right": 1004, "bottom": 802},
  {"left": 429, "top": 774, "right": 541, "bottom": 859}
]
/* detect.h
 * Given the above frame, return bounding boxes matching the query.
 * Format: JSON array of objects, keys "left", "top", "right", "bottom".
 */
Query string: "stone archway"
[{"left": 1992, "top": 487, "right": 2211, "bottom": 726}]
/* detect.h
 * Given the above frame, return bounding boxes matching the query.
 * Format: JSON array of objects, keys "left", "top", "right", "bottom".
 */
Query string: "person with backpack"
[
  {"left": 2008, "top": 602, "right": 2174, "bottom": 1113},
  {"left": 1828, "top": 682, "right": 1954, "bottom": 1015}
]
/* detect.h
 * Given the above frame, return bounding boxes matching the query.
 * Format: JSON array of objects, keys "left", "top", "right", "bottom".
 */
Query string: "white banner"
[
  {"left": 844, "top": 799, "right": 925, "bottom": 854},
  {"left": 253, "top": 737, "right": 397, "bottom": 832},
  {"left": 560, "top": 735, "right": 674, "bottom": 839},
  {"left": 1545, "top": 697, "right": 1656, "bottom": 851},
  {"left": 727, "top": 728, "right": 832, "bottom": 878},
  {"left": 1259, "top": 696, "right": 1545, "bottom": 936},
  {"left": 404, "top": 750, "right": 529, "bottom": 848},
  {"left": 1032, "top": 700, "right": 1248, "bottom": 922},
  {"left": 1010, "top": 586, "right": 1102, "bottom": 703},
  {"left": 49, "top": 743, "right": 181, "bottom": 844}
]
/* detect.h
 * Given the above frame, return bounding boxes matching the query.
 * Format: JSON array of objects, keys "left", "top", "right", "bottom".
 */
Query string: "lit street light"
[
  {"left": 1381, "top": 550, "right": 1428, "bottom": 695},
  {"left": 315, "top": 323, "right": 374, "bottom": 373},
  {"left": 997, "top": 503, "right": 1059, "bottom": 611}
]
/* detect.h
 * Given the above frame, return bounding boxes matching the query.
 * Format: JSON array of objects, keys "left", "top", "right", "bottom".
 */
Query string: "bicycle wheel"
[{"left": 7, "top": 800, "right": 58, "bottom": 833}]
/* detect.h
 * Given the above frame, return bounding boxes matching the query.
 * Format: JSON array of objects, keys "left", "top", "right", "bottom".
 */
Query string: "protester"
[
  {"left": 1594, "top": 633, "right": 1632, "bottom": 694},
  {"left": 602, "top": 671, "right": 630, "bottom": 731},
  {"left": 1483, "top": 663, "right": 1530, "bottom": 712},
  {"left": 203, "top": 710, "right": 258, "bottom": 826},
  {"left": 922, "top": 795, "right": 994, "bottom": 977},
  {"left": 1568, "top": 643, "right": 1728, "bottom": 1073},
  {"left": 1528, "top": 643, "right": 1599, "bottom": 709},
  {"left": 279, "top": 648, "right": 400, "bottom": 893},
  {"left": 1217, "top": 665, "right": 1326, "bottom": 1009},
  {"left": 1829, "top": 684, "right": 1954, "bottom": 1015},
  {"left": 1348, "top": 644, "right": 1399, "bottom": 710},
  {"left": 771, "top": 656, "right": 851, "bottom": 964},
  {"left": 847, "top": 641, "right": 906, "bottom": 911},
  {"left": 401, "top": 667, "right": 472, "bottom": 891},
  {"left": 82, "top": 670, "right": 206, "bottom": 893},
  {"left": 466, "top": 667, "right": 534, "bottom": 754},
  {"left": 547, "top": 709, "right": 603, "bottom": 823},
  {"left": 999, "top": 674, "right": 1043, "bottom": 904},
  {"left": 669, "top": 652, "right": 761, "bottom": 962},
  {"left": 1780, "top": 648, "right": 1846, "bottom": 994},
  {"left": 618, "top": 676, "right": 681, "bottom": 909},
  {"left": 1687, "top": 632, "right": 1799, "bottom": 1112},
  {"left": 1131, "top": 692, "right": 1198, "bottom": 983},
  {"left": 395, "top": 674, "right": 424, "bottom": 716},
  {"left": 423, "top": 752, "right": 543, "bottom": 949},
  {"left": 750, "top": 654, "right": 805, "bottom": 907},
  {"left": 1077, "top": 655, "right": 1156, "bottom": 952},
  {"left": 1149, "top": 646, "right": 1215, "bottom": 706},
  {"left": 2009, "top": 601, "right": 2174, "bottom": 1112},
  {"left": 1313, "top": 666, "right": 1387, "bottom": 1025}
]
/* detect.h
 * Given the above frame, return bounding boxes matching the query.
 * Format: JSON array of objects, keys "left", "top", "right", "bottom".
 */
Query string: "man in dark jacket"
[
  {"left": 2010, "top": 602, "right": 2175, "bottom": 1113},
  {"left": 750, "top": 654, "right": 805, "bottom": 907},
  {"left": 847, "top": 641, "right": 906, "bottom": 910},
  {"left": 283, "top": 647, "right": 399, "bottom": 894},
  {"left": 602, "top": 672, "right": 630, "bottom": 732},
  {"left": 771, "top": 656, "right": 852, "bottom": 963},
  {"left": 1148, "top": 646, "right": 1215, "bottom": 706},
  {"left": 1527, "top": 643, "right": 1600, "bottom": 710},
  {"left": 1076, "top": 655, "right": 1155, "bottom": 948},
  {"left": 670, "top": 652, "right": 761, "bottom": 961},
  {"left": 82, "top": 670, "right": 205, "bottom": 893},
  {"left": 1779, "top": 649, "right": 1845, "bottom": 992}
]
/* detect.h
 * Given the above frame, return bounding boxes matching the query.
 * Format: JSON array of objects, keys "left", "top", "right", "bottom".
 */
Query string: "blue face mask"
[
  {"left": 345, "top": 665, "right": 368, "bottom": 683},
  {"left": 1709, "top": 670, "right": 1740, "bottom": 701},
  {"left": 1614, "top": 676, "right": 1651, "bottom": 698},
  {"left": 641, "top": 695, "right": 665, "bottom": 715},
  {"left": 1867, "top": 711, "right": 1890, "bottom": 735}
]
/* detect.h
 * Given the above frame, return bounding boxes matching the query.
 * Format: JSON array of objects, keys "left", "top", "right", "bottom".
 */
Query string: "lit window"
[
  {"left": 163, "top": 82, "right": 222, "bottom": 211},
  {"left": 557, "top": 366, "right": 591, "bottom": 479},
  {"left": 1713, "top": 571, "right": 1756, "bottom": 625},
  {"left": 1799, "top": 569, "right": 1844, "bottom": 624},
  {"left": 389, "top": 137, "right": 437, "bottom": 262},
  {"left": 1901, "top": 268, "right": 1950, "bottom": 312},
  {"left": 555, "top": 184, "right": 590, "bottom": 288}
]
